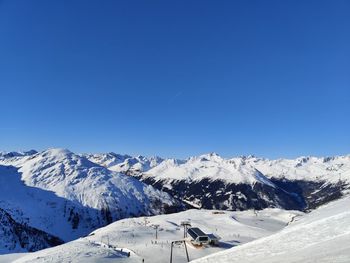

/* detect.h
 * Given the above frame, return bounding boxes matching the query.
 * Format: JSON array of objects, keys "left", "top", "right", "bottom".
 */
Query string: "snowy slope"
[
  {"left": 0, "top": 165, "right": 97, "bottom": 242},
  {"left": 137, "top": 153, "right": 350, "bottom": 211},
  {"left": 142, "top": 153, "right": 350, "bottom": 187},
  {"left": 0, "top": 207, "right": 62, "bottom": 254},
  {"left": 3, "top": 151, "right": 349, "bottom": 186},
  {"left": 18, "top": 149, "right": 178, "bottom": 219},
  {"left": 2, "top": 239, "right": 141, "bottom": 263},
  {"left": 0, "top": 149, "right": 182, "bottom": 250},
  {"left": 84, "top": 152, "right": 163, "bottom": 175},
  {"left": 4, "top": 208, "right": 301, "bottom": 263},
  {"left": 0, "top": 150, "right": 37, "bottom": 167},
  {"left": 192, "top": 196, "right": 350, "bottom": 263},
  {"left": 2, "top": 149, "right": 349, "bottom": 213},
  {"left": 143, "top": 153, "right": 274, "bottom": 185},
  {"left": 244, "top": 155, "right": 350, "bottom": 184},
  {"left": 139, "top": 153, "right": 303, "bottom": 211}
]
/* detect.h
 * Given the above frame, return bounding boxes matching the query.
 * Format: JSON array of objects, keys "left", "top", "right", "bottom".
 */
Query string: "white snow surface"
[
  {"left": 138, "top": 153, "right": 350, "bottom": 187},
  {"left": 4, "top": 208, "right": 300, "bottom": 263},
  {"left": 192, "top": 196, "right": 350, "bottom": 263},
  {"left": 143, "top": 153, "right": 276, "bottom": 186},
  {"left": 0, "top": 165, "right": 91, "bottom": 242},
  {"left": 83, "top": 152, "right": 163, "bottom": 175},
  {"left": 3, "top": 150, "right": 349, "bottom": 185},
  {"left": 0, "top": 149, "right": 177, "bottom": 243},
  {"left": 243, "top": 155, "right": 350, "bottom": 183},
  {"left": 18, "top": 149, "right": 174, "bottom": 214}
]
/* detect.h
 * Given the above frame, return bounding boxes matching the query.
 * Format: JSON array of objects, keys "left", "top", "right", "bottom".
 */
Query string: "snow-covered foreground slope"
[
  {"left": 192, "top": 196, "right": 350, "bottom": 263},
  {"left": 0, "top": 149, "right": 182, "bottom": 252},
  {"left": 0, "top": 240, "right": 141, "bottom": 263},
  {"left": 4, "top": 209, "right": 301, "bottom": 263}
]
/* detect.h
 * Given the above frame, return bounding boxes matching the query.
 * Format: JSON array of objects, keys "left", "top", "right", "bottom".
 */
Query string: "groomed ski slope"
[
  {"left": 1, "top": 209, "right": 300, "bottom": 263},
  {"left": 192, "top": 196, "right": 350, "bottom": 263}
]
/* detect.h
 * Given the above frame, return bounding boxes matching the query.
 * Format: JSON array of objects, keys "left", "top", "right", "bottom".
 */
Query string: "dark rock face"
[
  {"left": 139, "top": 177, "right": 304, "bottom": 211},
  {"left": 0, "top": 208, "right": 63, "bottom": 252},
  {"left": 138, "top": 176, "right": 348, "bottom": 212},
  {"left": 270, "top": 178, "right": 348, "bottom": 211}
]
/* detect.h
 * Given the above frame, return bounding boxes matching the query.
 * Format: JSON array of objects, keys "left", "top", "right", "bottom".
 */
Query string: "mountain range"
[{"left": 0, "top": 148, "right": 349, "bottom": 253}]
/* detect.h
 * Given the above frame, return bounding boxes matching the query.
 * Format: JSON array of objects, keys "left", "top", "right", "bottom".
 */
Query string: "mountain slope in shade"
[
  {"left": 241, "top": 155, "right": 350, "bottom": 210},
  {"left": 136, "top": 153, "right": 350, "bottom": 211},
  {"left": 139, "top": 153, "right": 303, "bottom": 211},
  {"left": 0, "top": 149, "right": 182, "bottom": 251},
  {"left": 18, "top": 149, "right": 179, "bottom": 218},
  {"left": 0, "top": 207, "right": 63, "bottom": 254},
  {"left": 0, "top": 165, "right": 99, "bottom": 242},
  {"left": 192, "top": 196, "right": 350, "bottom": 263}
]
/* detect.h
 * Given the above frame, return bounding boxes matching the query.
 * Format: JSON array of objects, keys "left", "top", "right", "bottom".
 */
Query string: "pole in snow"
[
  {"left": 170, "top": 240, "right": 190, "bottom": 263},
  {"left": 154, "top": 224, "right": 160, "bottom": 239},
  {"left": 180, "top": 221, "right": 191, "bottom": 238}
]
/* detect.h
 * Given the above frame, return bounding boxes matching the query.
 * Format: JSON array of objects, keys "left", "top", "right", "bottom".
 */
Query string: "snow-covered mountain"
[
  {"left": 133, "top": 153, "right": 349, "bottom": 211},
  {"left": 0, "top": 150, "right": 37, "bottom": 159},
  {"left": 18, "top": 149, "right": 179, "bottom": 218},
  {"left": 0, "top": 149, "right": 183, "bottom": 253},
  {"left": 1, "top": 148, "right": 349, "bottom": 254},
  {"left": 2, "top": 150, "right": 348, "bottom": 214},
  {"left": 242, "top": 155, "right": 350, "bottom": 209},
  {"left": 243, "top": 155, "right": 350, "bottom": 183},
  {"left": 138, "top": 153, "right": 303, "bottom": 210},
  {"left": 0, "top": 207, "right": 62, "bottom": 254},
  {"left": 83, "top": 152, "right": 163, "bottom": 175},
  {"left": 192, "top": 195, "right": 350, "bottom": 263},
  {"left": 0, "top": 164, "right": 99, "bottom": 244}
]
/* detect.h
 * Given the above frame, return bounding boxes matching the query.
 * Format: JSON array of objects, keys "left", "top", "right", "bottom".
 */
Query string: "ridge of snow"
[
  {"left": 192, "top": 196, "right": 350, "bottom": 263},
  {"left": 83, "top": 152, "right": 164, "bottom": 174},
  {"left": 18, "top": 148, "right": 176, "bottom": 214},
  {"left": 143, "top": 154, "right": 276, "bottom": 187},
  {"left": 0, "top": 148, "right": 180, "bottom": 245},
  {"left": 83, "top": 150, "right": 350, "bottom": 187}
]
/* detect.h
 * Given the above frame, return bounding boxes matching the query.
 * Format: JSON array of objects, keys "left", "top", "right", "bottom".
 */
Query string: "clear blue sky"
[{"left": 0, "top": 0, "right": 349, "bottom": 158}]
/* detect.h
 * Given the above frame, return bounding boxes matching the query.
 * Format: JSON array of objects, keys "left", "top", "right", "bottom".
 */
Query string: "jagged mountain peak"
[
  {"left": 84, "top": 152, "right": 165, "bottom": 175},
  {"left": 143, "top": 153, "right": 274, "bottom": 187},
  {"left": 0, "top": 150, "right": 38, "bottom": 158}
]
